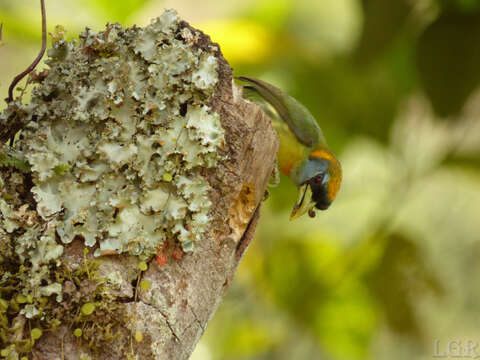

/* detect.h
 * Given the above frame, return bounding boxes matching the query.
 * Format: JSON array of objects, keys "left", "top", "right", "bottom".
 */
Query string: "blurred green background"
[{"left": 1, "top": 0, "right": 480, "bottom": 359}]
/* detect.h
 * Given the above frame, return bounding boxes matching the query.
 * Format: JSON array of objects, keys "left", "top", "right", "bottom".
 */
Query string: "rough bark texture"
[{"left": 0, "top": 13, "right": 278, "bottom": 360}]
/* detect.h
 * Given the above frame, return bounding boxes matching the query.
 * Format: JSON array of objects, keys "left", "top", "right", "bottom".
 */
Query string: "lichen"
[
  {"left": 16, "top": 9, "right": 223, "bottom": 256},
  {"left": 0, "top": 9, "right": 225, "bottom": 357}
]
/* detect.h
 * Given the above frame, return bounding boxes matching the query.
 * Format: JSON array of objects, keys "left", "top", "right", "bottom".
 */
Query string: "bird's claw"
[{"left": 268, "top": 158, "right": 280, "bottom": 187}]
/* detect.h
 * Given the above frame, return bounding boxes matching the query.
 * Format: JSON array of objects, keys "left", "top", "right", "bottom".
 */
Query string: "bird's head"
[{"left": 290, "top": 148, "right": 342, "bottom": 220}]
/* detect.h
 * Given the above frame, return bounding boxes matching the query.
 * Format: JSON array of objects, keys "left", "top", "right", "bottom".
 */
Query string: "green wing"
[{"left": 237, "top": 76, "right": 326, "bottom": 149}]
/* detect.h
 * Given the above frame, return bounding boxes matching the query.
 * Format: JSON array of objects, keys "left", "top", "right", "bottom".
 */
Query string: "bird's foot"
[{"left": 268, "top": 158, "right": 280, "bottom": 187}]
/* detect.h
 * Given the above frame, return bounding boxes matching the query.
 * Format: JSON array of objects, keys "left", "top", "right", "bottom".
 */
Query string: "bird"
[{"left": 237, "top": 76, "right": 342, "bottom": 220}]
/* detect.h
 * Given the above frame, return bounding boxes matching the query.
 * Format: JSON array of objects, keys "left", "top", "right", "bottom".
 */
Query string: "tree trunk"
[{"left": 0, "top": 10, "right": 278, "bottom": 360}]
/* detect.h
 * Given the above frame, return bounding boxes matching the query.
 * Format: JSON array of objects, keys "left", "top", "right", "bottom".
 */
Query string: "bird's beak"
[{"left": 290, "top": 184, "right": 316, "bottom": 220}]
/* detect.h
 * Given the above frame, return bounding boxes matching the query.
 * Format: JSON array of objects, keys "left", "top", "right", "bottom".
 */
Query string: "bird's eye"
[{"left": 313, "top": 174, "right": 324, "bottom": 184}]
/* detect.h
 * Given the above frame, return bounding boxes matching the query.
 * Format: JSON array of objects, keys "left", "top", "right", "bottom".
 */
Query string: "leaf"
[
  {"left": 261, "top": 238, "right": 377, "bottom": 359},
  {"left": 30, "top": 328, "right": 43, "bottom": 340},
  {"left": 440, "top": 0, "right": 480, "bottom": 13},
  {"left": 442, "top": 151, "right": 480, "bottom": 170},
  {"left": 417, "top": 11, "right": 480, "bottom": 117},
  {"left": 81, "top": 302, "right": 96, "bottom": 316},
  {"left": 53, "top": 163, "right": 71, "bottom": 175},
  {"left": 366, "top": 233, "right": 444, "bottom": 340},
  {"left": 138, "top": 261, "right": 147, "bottom": 271},
  {"left": 0, "top": 151, "right": 30, "bottom": 172},
  {"left": 354, "top": 0, "right": 412, "bottom": 63}
]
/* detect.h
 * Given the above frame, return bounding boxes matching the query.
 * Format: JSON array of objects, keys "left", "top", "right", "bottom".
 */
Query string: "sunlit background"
[{"left": 1, "top": 0, "right": 480, "bottom": 359}]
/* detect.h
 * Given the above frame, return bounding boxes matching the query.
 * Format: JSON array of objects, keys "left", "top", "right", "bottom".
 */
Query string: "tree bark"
[{"left": 0, "top": 11, "right": 278, "bottom": 360}]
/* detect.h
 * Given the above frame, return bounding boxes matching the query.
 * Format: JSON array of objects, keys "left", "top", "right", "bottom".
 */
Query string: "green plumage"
[
  {"left": 237, "top": 76, "right": 327, "bottom": 149},
  {"left": 237, "top": 76, "right": 342, "bottom": 219}
]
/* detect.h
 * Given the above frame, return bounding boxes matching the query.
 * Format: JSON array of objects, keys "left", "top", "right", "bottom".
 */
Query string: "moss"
[
  {"left": 30, "top": 328, "right": 42, "bottom": 340},
  {"left": 140, "top": 280, "right": 150, "bottom": 291},
  {"left": 135, "top": 331, "right": 143, "bottom": 343},
  {"left": 138, "top": 261, "right": 148, "bottom": 272},
  {"left": 0, "top": 151, "right": 30, "bottom": 173},
  {"left": 80, "top": 303, "right": 96, "bottom": 316}
]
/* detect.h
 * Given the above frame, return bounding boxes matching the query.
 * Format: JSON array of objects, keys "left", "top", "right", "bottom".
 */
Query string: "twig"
[{"left": 6, "top": 0, "right": 47, "bottom": 103}]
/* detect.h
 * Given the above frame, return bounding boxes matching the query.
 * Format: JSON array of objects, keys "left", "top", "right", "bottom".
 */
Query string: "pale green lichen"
[
  {"left": 0, "top": 199, "right": 19, "bottom": 233},
  {"left": 15, "top": 9, "right": 224, "bottom": 256}
]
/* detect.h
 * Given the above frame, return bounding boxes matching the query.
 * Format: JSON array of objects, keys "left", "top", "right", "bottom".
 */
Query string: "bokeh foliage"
[{"left": 1, "top": 0, "right": 480, "bottom": 359}]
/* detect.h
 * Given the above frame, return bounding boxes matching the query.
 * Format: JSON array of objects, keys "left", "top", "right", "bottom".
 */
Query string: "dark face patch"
[{"left": 309, "top": 174, "right": 331, "bottom": 210}]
